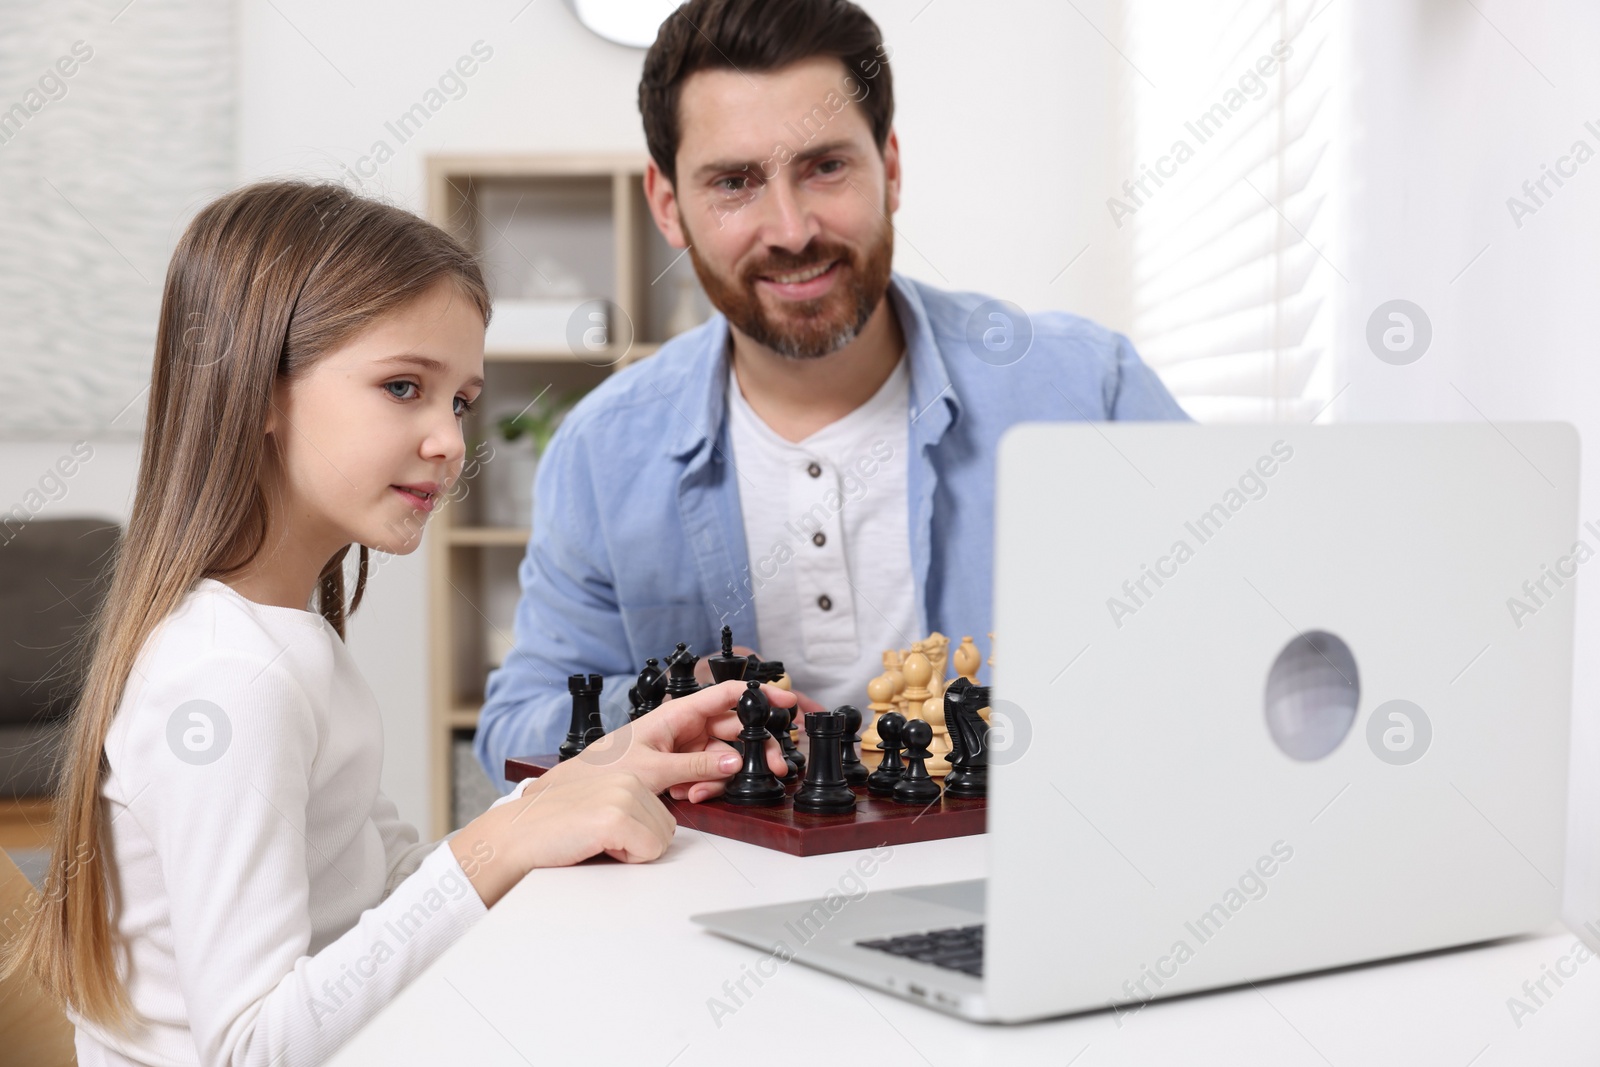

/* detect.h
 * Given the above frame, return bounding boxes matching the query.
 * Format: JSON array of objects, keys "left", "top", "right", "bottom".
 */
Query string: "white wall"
[
  {"left": 1332, "top": 1, "right": 1600, "bottom": 931},
  {"left": 0, "top": 441, "right": 142, "bottom": 527},
  {"left": 97, "top": 0, "right": 1600, "bottom": 885},
  {"left": 237, "top": 0, "right": 1120, "bottom": 828}
]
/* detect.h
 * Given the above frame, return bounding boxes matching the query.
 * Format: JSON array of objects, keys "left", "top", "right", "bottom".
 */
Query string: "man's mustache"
[{"left": 742, "top": 244, "right": 853, "bottom": 281}]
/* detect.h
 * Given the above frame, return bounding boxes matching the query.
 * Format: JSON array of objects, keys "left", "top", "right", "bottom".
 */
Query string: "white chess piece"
[
  {"left": 861, "top": 673, "right": 895, "bottom": 771},
  {"left": 954, "top": 635, "right": 981, "bottom": 683},
  {"left": 901, "top": 651, "right": 951, "bottom": 777},
  {"left": 923, "top": 632, "right": 950, "bottom": 699}
]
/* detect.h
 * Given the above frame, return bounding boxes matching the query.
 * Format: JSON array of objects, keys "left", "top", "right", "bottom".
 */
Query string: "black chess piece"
[
  {"left": 941, "top": 678, "right": 975, "bottom": 795},
  {"left": 866, "top": 711, "right": 907, "bottom": 797},
  {"left": 646, "top": 657, "right": 670, "bottom": 704},
  {"left": 794, "top": 710, "right": 858, "bottom": 815},
  {"left": 724, "top": 682, "right": 786, "bottom": 806},
  {"left": 945, "top": 685, "right": 991, "bottom": 800},
  {"left": 629, "top": 658, "right": 666, "bottom": 721},
  {"left": 767, "top": 702, "right": 800, "bottom": 779},
  {"left": 744, "top": 653, "right": 786, "bottom": 685},
  {"left": 664, "top": 643, "right": 700, "bottom": 699},
  {"left": 893, "top": 719, "right": 943, "bottom": 805},
  {"left": 838, "top": 704, "right": 869, "bottom": 787},
  {"left": 707, "top": 625, "right": 749, "bottom": 685},
  {"left": 776, "top": 702, "right": 806, "bottom": 777},
  {"left": 559, "top": 673, "right": 604, "bottom": 761}
]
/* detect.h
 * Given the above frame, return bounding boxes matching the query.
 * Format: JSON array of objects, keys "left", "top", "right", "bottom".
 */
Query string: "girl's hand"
[
  {"left": 545, "top": 680, "right": 797, "bottom": 803},
  {"left": 511, "top": 773, "right": 675, "bottom": 868},
  {"left": 451, "top": 771, "right": 673, "bottom": 907}
]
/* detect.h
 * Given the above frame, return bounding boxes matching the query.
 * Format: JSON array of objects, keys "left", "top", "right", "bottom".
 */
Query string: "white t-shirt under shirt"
[
  {"left": 79, "top": 578, "right": 513, "bottom": 1067},
  {"left": 726, "top": 356, "right": 919, "bottom": 713}
]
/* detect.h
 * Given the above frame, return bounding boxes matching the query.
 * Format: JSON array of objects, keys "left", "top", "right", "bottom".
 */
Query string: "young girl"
[{"left": 3, "top": 180, "right": 792, "bottom": 1066}]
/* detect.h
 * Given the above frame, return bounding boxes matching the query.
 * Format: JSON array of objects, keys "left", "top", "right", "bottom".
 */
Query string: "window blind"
[{"left": 1120, "top": 0, "right": 1340, "bottom": 422}]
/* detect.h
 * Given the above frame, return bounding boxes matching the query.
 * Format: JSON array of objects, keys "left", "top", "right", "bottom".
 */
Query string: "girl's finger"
[
  {"left": 689, "top": 779, "right": 727, "bottom": 803},
  {"left": 623, "top": 781, "right": 675, "bottom": 841},
  {"left": 762, "top": 683, "right": 800, "bottom": 707},
  {"left": 605, "top": 808, "right": 667, "bottom": 863},
  {"left": 653, "top": 680, "right": 743, "bottom": 743},
  {"left": 644, "top": 747, "right": 744, "bottom": 793}
]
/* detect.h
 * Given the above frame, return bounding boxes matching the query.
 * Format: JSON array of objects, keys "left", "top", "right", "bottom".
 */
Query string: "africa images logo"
[
  {"left": 1366, "top": 299, "right": 1432, "bottom": 366},
  {"left": 166, "top": 699, "right": 232, "bottom": 766},
  {"left": 1104, "top": 440, "right": 1295, "bottom": 629},
  {"left": 1365, "top": 699, "right": 1431, "bottom": 766}
]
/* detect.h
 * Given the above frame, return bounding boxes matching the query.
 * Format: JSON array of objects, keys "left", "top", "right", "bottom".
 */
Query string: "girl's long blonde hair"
[{"left": 2, "top": 180, "right": 490, "bottom": 1026}]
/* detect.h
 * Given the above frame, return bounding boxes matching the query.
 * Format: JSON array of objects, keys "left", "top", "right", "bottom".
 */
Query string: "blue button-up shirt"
[{"left": 475, "top": 273, "right": 1190, "bottom": 786}]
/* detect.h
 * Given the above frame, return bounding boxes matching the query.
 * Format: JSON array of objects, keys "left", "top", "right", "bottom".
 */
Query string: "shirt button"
[
  {"left": 812, "top": 532, "right": 826, "bottom": 547},
  {"left": 817, "top": 594, "right": 833, "bottom": 611},
  {"left": 806, "top": 462, "right": 822, "bottom": 478}
]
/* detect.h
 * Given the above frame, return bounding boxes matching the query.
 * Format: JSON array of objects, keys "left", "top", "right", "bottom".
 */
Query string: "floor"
[
  {"left": 1, "top": 797, "right": 52, "bottom": 889},
  {"left": 5, "top": 848, "right": 46, "bottom": 888}
]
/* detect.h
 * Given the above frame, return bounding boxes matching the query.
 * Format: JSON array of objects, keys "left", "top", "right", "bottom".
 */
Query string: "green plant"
[{"left": 496, "top": 388, "right": 588, "bottom": 456}]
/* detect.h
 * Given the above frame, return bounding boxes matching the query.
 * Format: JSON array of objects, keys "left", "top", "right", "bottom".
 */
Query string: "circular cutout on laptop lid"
[{"left": 1263, "top": 630, "right": 1360, "bottom": 761}]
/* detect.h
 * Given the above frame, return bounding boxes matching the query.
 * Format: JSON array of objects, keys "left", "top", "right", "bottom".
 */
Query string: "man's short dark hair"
[{"left": 639, "top": 0, "right": 895, "bottom": 186}]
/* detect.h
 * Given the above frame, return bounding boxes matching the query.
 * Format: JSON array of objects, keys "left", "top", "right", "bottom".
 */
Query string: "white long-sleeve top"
[{"left": 76, "top": 578, "right": 508, "bottom": 1067}]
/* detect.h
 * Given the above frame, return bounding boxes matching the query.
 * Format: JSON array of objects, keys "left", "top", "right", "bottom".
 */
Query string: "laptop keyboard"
[{"left": 856, "top": 923, "right": 984, "bottom": 977}]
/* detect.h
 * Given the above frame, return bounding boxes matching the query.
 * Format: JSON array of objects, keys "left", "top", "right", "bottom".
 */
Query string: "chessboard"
[
  {"left": 503, "top": 753, "right": 986, "bottom": 857},
  {"left": 522, "top": 625, "right": 996, "bottom": 857}
]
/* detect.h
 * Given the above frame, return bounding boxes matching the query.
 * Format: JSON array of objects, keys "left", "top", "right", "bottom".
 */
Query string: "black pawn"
[
  {"left": 724, "top": 682, "right": 785, "bottom": 807},
  {"left": 707, "top": 625, "right": 749, "bottom": 685},
  {"left": 559, "top": 673, "right": 604, "bottom": 761},
  {"left": 892, "top": 719, "right": 943, "bottom": 806},
  {"left": 629, "top": 658, "right": 665, "bottom": 721},
  {"left": 794, "top": 710, "right": 857, "bottom": 815},
  {"left": 768, "top": 702, "right": 800, "bottom": 779},
  {"left": 838, "top": 704, "right": 868, "bottom": 787},
  {"left": 664, "top": 643, "right": 700, "bottom": 699},
  {"left": 866, "top": 711, "right": 907, "bottom": 797}
]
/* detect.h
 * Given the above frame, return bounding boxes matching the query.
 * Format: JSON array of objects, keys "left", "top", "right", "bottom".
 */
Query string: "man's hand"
[{"left": 540, "top": 680, "right": 796, "bottom": 803}]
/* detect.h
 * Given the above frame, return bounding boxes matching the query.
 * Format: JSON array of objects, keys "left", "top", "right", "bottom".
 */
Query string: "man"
[{"left": 476, "top": 0, "right": 1188, "bottom": 784}]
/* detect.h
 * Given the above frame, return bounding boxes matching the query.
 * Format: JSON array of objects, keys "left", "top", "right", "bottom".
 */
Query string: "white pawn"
[
  {"left": 882, "top": 649, "right": 906, "bottom": 719},
  {"left": 900, "top": 651, "right": 951, "bottom": 777},
  {"left": 861, "top": 673, "right": 895, "bottom": 771},
  {"left": 894, "top": 645, "right": 919, "bottom": 718},
  {"left": 921, "top": 690, "right": 952, "bottom": 778},
  {"left": 898, "top": 649, "right": 934, "bottom": 719}
]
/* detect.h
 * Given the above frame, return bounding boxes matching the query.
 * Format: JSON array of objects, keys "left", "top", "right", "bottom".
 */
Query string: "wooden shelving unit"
[
  {"left": 423, "top": 153, "right": 709, "bottom": 836},
  {"left": 0, "top": 797, "right": 53, "bottom": 851}
]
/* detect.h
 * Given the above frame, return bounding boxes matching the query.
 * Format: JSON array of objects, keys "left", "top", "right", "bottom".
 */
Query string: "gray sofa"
[{"left": 0, "top": 518, "right": 120, "bottom": 797}]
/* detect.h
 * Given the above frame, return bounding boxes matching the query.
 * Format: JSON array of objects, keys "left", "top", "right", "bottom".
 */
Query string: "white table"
[{"left": 331, "top": 828, "right": 1600, "bottom": 1066}]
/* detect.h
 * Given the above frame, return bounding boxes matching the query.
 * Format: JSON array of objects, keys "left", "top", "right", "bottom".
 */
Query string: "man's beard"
[{"left": 685, "top": 213, "right": 894, "bottom": 361}]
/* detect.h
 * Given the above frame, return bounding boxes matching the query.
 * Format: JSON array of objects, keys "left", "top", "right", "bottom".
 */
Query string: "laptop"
[{"left": 692, "top": 422, "right": 1578, "bottom": 1023}]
